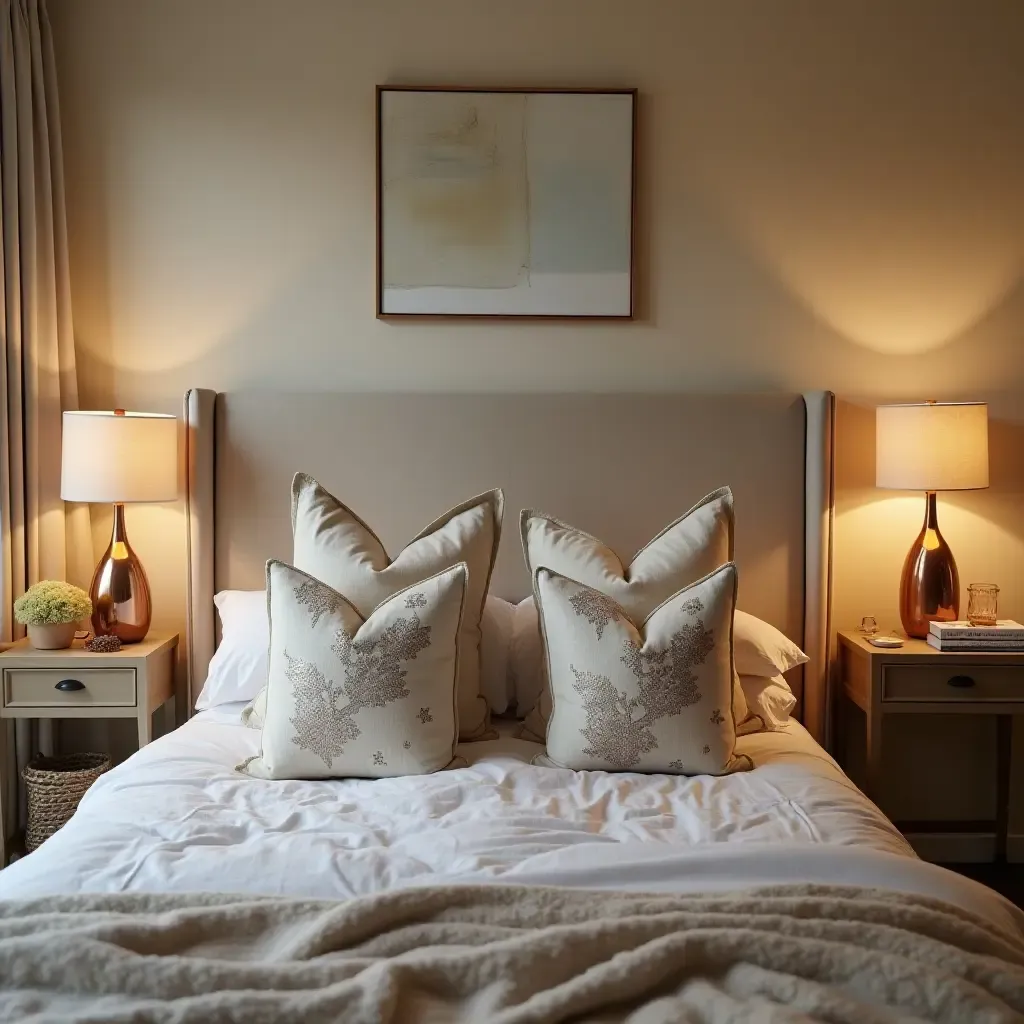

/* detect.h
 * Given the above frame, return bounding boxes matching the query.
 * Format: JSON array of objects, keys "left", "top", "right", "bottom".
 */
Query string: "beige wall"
[{"left": 49, "top": 1, "right": 1024, "bottom": 834}]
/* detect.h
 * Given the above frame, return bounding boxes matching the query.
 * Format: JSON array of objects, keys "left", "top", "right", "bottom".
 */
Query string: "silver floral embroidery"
[
  {"left": 668, "top": 759, "right": 684, "bottom": 771},
  {"left": 405, "top": 592, "right": 427, "bottom": 609},
  {"left": 285, "top": 652, "right": 357, "bottom": 767},
  {"left": 403, "top": 740, "right": 411, "bottom": 749},
  {"left": 373, "top": 751, "right": 386, "bottom": 766},
  {"left": 701, "top": 744, "right": 711, "bottom": 755},
  {"left": 569, "top": 587, "right": 623, "bottom": 640},
  {"left": 288, "top": 612, "right": 432, "bottom": 767},
  {"left": 570, "top": 617, "right": 715, "bottom": 769},
  {"left": 710, "top": 708, "right": 724, "bottom": 725},
  {"left": 417, "top": 707, "right": 433, "bottom": 724},
  {"left": 293, "top": 579, "right": 341, "bottom": 628}
]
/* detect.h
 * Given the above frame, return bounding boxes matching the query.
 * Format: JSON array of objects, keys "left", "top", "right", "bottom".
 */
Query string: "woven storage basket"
[{"left": 23, "top": 753, "right": 110, "bottom": 852}]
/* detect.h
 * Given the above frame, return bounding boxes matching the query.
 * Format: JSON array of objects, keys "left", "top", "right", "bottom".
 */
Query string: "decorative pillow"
[
  {"left": 240, "top": 562, "right": 468, "bottom": 780},
  {"left": 510, "top": 600, "right": 805, "bottom": 725},
  {"left": 733, "top": 609, "right": 808, "bottom": 678},
  {"left": 519, "top": 488, "right": 746, "bottom": 739},
  {"left": 536, "top": 563, "right": 751, "bottom": 775},
  {"left": 195, "top": 590, "right": 269, "bottom": 710},
  {"left": 235, "top": 590, "right": 516, "bottom": 726},
  {"left": 291, "top": 474, "right": 502, "bottom": 740},
  {"left": 739, "top": 673, "right": 797, "bottom": 732}
]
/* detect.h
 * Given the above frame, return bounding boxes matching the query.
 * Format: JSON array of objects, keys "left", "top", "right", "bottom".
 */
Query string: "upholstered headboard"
[{"left": 184, "top": 391, "right": 835, "bottom": 742}]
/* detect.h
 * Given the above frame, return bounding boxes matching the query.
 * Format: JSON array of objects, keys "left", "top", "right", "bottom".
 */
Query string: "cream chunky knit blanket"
[{"left": 1, "top": 883, "right": 1022, "bottom": 1022}]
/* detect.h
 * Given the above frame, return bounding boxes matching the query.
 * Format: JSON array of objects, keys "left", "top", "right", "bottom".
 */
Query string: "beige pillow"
[
  {"left": 240, "top": 561, "right": 468, "bottom": 780},
  {"left": 536, "top": 564, "right": 751, "bottom": 775},
  {"left": 291, "top": 474, "right": 502, "bottom": 740},
  {"left": 519, "top": 487, "right": 748, "bottom": 739}
]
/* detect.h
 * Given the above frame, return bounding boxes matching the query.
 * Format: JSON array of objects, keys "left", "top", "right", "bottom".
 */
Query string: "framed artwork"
[{"left": 376, "top": 86, "right": 636, "bottom": 319}]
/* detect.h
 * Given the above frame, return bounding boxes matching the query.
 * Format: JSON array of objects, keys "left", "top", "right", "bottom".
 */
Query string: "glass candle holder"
[{"left": 967, "top": 583, "right": 999, "bottom": 627}]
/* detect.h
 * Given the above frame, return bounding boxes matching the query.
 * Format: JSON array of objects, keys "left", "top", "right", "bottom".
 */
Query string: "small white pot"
[{"left": 27, "top": 622, "right": 77, "bottom": 650}]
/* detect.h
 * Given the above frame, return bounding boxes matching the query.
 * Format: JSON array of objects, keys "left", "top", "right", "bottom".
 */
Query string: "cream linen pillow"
[
  {"left": 519, "top": 487, "right": 748, "bottom": 739},
  {"left": 291, "top": 474, "right": 502, "bottom": 740},
  {"left": 739, "top": 673, "right": 797, "bottom": 732},
  {"left": 536, "top": 563, "right": 751, "bottom": 775},
  {"left": 732, "top": 609, "right": 808, "bottom": 677},
  {"left": 240, "top": 561, "right": 467, "bottom": 780}
]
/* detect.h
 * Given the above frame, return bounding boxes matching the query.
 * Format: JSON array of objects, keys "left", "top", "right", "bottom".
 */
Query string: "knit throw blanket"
[{"left": 1, "top": 883, "right": 1022, "bottom": 1022}]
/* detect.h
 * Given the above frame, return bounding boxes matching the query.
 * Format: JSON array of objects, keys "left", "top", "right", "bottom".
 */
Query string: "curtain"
[{"left": 0, "top": 0, "right": 94, "bottom": 840}]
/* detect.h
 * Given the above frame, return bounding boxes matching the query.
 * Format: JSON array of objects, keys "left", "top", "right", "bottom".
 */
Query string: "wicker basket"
[{"left": 22, "top": 753, "right": 111, "bottom": 852}]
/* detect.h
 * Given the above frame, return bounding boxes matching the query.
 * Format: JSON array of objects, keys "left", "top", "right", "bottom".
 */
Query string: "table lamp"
[
  {"left": 876, "top": 402, "right": 989, "bottom": 638},
  {"left": 61, "top": 410, "right": 178, "bottom": 642}
]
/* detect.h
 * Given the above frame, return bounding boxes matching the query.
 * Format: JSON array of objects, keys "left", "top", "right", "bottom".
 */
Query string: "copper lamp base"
[
  {"left": 89, "top": 503, "right": 152, "bottom": 643},
  {"left": 899, "top": 491, "right": 959, "bottom": 639}
]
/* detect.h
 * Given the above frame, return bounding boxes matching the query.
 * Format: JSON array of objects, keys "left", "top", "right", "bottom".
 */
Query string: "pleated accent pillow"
[
  {"left": 536, "top": 563, "right": 751, "bottom": 775},
  {"left": 291, "top": 474, "right": 502, "bottom": 740},
  {"left": 520, "top": 487, "right": 748, "bottom": 739},
  {"left": 240, "top": 561, "right": 467, "bottom": 780}
]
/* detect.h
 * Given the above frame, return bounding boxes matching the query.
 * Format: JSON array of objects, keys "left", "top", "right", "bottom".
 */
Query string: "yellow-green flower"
[{"left": 14, "top": 581, "right": 92, "bottom": 626}]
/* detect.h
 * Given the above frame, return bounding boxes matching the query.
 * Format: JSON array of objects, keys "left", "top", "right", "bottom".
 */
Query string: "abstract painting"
[{"left": 377, "top": 87, "right": 635, "bottom": 317}]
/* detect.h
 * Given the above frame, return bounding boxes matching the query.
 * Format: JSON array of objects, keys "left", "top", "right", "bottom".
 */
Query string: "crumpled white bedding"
[{"left": 0, "top": 707, "right": 1018, "bottom": 938}]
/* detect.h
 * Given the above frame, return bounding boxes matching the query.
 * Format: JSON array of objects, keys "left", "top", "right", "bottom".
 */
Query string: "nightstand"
[
  {"left": 0, "top": 633, "right": 177, "bottom": 865},
  {"left": 837, "top": 629, "right": 1023, "bottom": 862}
]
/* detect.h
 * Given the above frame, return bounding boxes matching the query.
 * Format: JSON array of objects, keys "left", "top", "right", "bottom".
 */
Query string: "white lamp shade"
[
  {"left": 61, "top": 411, "right": 178, "bottom": 503},
  {"left": 876, "top": 402, "right": 989, "bottom": 491}
]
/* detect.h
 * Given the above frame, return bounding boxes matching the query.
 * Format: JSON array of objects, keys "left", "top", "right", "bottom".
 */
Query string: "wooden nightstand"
[
  {"left": 0, "top": 633, "right": 177, "bottom": 865},
  {"left": 837, "top": 629, "right": 1023, "bottom": 862}
]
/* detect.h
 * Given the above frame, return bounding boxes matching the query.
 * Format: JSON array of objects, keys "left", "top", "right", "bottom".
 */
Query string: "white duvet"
[{"left": 1, "top": 708, "right": 1019, "bottom": 937}]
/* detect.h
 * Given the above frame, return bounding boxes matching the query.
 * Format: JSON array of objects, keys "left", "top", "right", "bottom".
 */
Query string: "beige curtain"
[{"left": 1, "top": 0, "right": 93, "bottom": 836}]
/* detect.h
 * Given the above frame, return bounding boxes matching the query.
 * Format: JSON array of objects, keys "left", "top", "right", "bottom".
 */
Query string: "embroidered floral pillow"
[
  {"left": 519, "top": 488, "right": 751, "bottom": 741},
  {"left": 535, "top": 563, "right": 751, "bottom": 776},
  {"left": 292, "top": 474, "right": 502, "bottom": 741},
  {"left": 240, "top": 561, "right": 467, "bottom": 780}
]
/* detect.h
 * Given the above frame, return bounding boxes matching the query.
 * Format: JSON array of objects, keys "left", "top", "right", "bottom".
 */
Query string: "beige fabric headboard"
[{"left": 183, "top": 390, "right": 836, "bottom": 743}]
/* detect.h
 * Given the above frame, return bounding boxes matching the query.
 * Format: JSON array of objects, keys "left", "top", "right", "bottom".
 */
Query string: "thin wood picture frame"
[{"left": 376, "top": 85, "right": 637, "bottom": 320}]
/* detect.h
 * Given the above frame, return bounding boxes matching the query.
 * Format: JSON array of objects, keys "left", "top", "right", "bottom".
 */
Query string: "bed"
[{"left": 0, "top": 390, "right": 1021, "bottom": 1022}]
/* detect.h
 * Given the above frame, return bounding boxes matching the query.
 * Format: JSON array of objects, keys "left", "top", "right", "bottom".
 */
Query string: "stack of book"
[{"left": 927, "top": 620, "right": 1024, "bottom": 652}]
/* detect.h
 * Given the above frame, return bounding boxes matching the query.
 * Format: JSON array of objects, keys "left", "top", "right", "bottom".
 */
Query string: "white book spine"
[
  {"left": 926, "top": 635, "right": 1024, "bottom": 651},
  {"left": 928, "top": 625, "right": 1024, "bottom": 641}
]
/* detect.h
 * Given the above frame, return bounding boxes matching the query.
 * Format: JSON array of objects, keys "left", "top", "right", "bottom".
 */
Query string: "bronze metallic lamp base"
[
  {"left": 89, "top": 503, "right": 152, "bottom": 643},
  {"left": 899, "top": 491, "right": 959, "bottom": 639}
]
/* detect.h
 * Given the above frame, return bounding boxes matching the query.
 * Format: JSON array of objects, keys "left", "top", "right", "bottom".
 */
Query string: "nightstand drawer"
[
  {"left": 882, "top": 664, "right": 1023, "bottom": 703},
  {"left": 2, "top": 668, "right": 137, "bottom": 708}
]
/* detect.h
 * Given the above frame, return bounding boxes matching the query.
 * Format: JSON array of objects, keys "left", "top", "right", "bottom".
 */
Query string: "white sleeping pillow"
[
  {"left": 509, "top": 596, "right": 543, "bottom": 717},
  {"left": 739, "top": 673, "right": 797, "bottom": 732},
  {"left": 480, "top": 595, "right": 515, "bottom": 714},
  {"left": 732, "top": 609, "right": 809, "bottom": 678},
  {"left": 194, "top": 590, "right": 268, "bottom": 710}
]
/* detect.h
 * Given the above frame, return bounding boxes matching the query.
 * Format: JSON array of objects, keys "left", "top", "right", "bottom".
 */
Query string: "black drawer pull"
[
  {"left": 947, "top": 675, "right": 975, "bottom": 689},
  {"left": 55, "top": 679, "right": 85, "bottom": 692}
]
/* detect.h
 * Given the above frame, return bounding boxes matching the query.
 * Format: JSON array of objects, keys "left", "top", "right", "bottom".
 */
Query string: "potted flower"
[{"left": 14, "top": 581, "right": 92, "bottom": 650}]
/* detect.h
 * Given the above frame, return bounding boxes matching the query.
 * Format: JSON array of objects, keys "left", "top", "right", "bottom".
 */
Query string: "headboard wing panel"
[
  {"left": 802, "top": 391, "right": 837, "bottom": 746},
  {"left": 184, "top": 388, "right": 216, "bottom": 718},
  {"left": 185, "top": 391, "right": 834, "bottom": 743}
]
